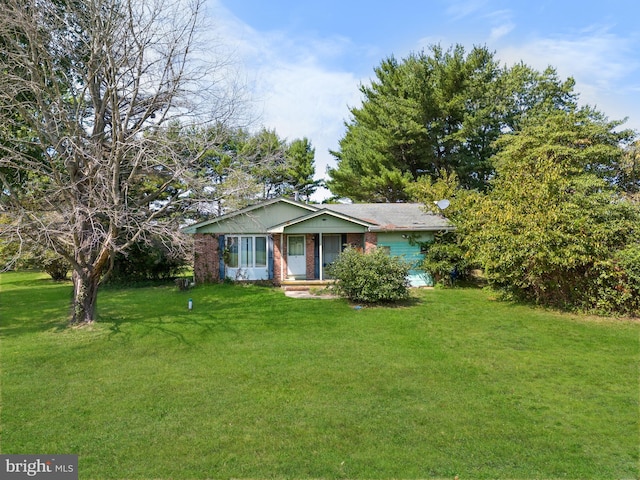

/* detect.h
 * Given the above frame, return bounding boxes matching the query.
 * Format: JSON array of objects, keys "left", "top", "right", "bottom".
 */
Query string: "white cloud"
[
  {"left": 489, "top": 23, "right": 515, "bottom": 42},
  {"left": 445, "top": 0, "right": 488, "bottom": 20},
  {"left": 205, "top": 0, "right": 365, "bottom": 200},
  {"left": 255, "top": 61, "right": 362, "bottom": 173},
  {"left": 483, "top": 9, "right": 515, "bottom": 43},
  {"left": 505, "top": 30, "right": 634, "bottom": 87},
  {"left": 496, "top": 26, "right": 640, "bottom": 130}
]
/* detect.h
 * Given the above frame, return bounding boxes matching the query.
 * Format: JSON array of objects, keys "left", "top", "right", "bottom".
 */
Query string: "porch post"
[
  {"left": 280, "top": 234, "right": 285, "bottom": 282},
  {"left": 319, "top": 232, "right": 323, "bottom": 281}
]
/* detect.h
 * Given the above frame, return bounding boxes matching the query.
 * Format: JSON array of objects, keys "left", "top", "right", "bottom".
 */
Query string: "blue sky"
[{"left": 206, "top": 0, "right": 640, "bottom": 199}]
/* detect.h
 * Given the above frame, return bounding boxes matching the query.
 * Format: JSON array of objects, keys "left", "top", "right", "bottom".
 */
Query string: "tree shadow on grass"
[
  {"left": 0, "top": 281, "right": 73, "bottom": 337},
  {"left": 102, "top": 311, "right": 240, "bottom": 346},
  {"left": 0, "top": 315, "right": 69, "bottom": 338}
]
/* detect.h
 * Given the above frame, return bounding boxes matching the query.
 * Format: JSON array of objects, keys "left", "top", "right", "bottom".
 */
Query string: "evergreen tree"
[
  {"left": 285, "top": 138, "right": 320, "bottom": 201},
  {"left": 328, "top": 44, "right": 577, "bottom": 202}
]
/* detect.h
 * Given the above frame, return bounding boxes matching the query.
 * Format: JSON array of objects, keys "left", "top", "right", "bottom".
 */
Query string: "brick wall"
[
  {"left": 272, "top": 233, "right": 283, "bottom": 285},
  {"left": 364, "top": 232, "right": 377, "bottom": 252},
  {"left": 306, "top": 234, "right": 316, "bottom": 280},
  {"left": 346, "top": 233, "right": 364, "bottom": 250},
  {"left": 194, "top": 233, "right": 219, "bottom": 284}
]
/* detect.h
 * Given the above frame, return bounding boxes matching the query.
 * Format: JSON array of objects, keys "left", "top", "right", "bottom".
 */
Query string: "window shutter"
[{"left": 218, "top": 235, "right": 225, "bottom": 281}]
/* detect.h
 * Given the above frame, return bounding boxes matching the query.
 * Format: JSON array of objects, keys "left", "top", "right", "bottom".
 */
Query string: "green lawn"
[{"left": 1, "top": 271, "right": 638, "bottom": 479}]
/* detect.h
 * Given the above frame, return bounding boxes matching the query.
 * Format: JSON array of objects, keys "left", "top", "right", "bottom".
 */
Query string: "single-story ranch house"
[{"left": 183, "top": 197, "right": 453, "bottom": 287}]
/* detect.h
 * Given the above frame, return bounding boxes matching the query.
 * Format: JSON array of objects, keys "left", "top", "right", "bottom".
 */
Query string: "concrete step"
[{"left": 280, "top": 280, "right": 334, "bottom": 291}]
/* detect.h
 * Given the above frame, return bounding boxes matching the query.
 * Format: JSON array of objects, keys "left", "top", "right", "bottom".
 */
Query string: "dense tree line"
[
  {"left": 1, "top": 2, "right": 637, "bottom": 320},
  {"left": 188, "top": 125, "right": 319, "bottom": 218},
  {"left": 328, "top": 45, "right": 578, "bottom": 201},
  {"left": 331, "top": 44, "right": 639, "bottom": 315}
]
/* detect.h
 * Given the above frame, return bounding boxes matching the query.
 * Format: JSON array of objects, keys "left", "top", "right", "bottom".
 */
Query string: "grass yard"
[{"left": 1, "top": 271, "right": 638, "bottom": 479}]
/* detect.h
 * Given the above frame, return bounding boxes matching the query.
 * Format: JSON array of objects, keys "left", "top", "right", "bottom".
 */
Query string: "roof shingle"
[{"left": 323, "top": 203, "right": 451, "bottom": 231}]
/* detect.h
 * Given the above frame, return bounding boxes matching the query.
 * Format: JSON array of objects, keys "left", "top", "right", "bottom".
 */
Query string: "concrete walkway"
[{"left": 283, "top": 289, "right": 338, "bottom": 299}]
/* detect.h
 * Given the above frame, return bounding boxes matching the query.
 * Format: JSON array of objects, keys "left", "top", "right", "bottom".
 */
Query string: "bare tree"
[{"left": 0, "top": 0, "right": 244, "bottom": 323}]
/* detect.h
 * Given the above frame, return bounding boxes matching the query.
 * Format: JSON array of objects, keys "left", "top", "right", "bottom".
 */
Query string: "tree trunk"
[{"left": 71, "top": 270, "right": 100, "bottom": 324}]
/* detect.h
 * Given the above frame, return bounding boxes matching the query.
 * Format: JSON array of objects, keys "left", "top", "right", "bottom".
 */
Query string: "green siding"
[
  {"left": 195, "top": 202, "right": 314, "bottom": 234},
  {"left": 284, "top": 213, "right": 368, "bottom": 234},
  {"left": 377, "top": 232, "right": 434, "bottom": 286}
]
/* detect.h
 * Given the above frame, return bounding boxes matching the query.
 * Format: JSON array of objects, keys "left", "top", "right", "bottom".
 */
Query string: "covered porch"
[{"left": 269, "top": 210, "right": 376, "bottom": 283}]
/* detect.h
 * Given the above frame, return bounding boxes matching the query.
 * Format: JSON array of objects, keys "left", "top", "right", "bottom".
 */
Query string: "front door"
[
  {"left": 322, "top": 234, "right": 342, "bottom": 279},
  {"left": 287, "top": 235, "right": 306, "bottom": 279}
]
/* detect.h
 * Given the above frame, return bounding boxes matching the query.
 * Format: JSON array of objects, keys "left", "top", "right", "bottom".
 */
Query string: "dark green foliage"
[
  {"left": 420, "top": 232, "right": 470, "bottom": 286},
  {"left": 107, "top": 239, "right": 188, "bottom": 284},
  {"left": 328, "top": 44, "right": 578, "bottom": 201},
  {"left": 459, "top": 110, "right": 640, "bottom": 315},
  {"left": 586, "top": 245, "right": 640, "bottom": 316},
  {"left": 191, "top": 126, "right": 319, "bottom": 215},
  {"left": 327, "top": 246, "right": 411, "bottom": 303},
  {"left": 285, "top": 137, "right": 322, "bottom": 200},
  {"left": 620, "top": 140, "right": 640, "bottom": 197},
  {"left": 410, "top": 108, "right": 639, "bottom": 315},
  {"left": 42, "top": 256, "right": 70, "bottom": 281}
]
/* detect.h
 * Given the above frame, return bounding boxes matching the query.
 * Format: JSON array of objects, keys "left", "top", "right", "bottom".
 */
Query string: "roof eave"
[
  {"left": 369, "top": 225, "right": 455, "bottom": 233},
  {"left": 267, "top": 209, "right": 374, "bottom": 233}
]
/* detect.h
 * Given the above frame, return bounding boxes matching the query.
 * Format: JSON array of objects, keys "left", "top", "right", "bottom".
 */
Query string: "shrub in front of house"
[
  {"left": 420, "top": 231, "right": 471, "bottom": 286},
  {"left": 327, "top": 246, "right": 411, "bottom": 304}
]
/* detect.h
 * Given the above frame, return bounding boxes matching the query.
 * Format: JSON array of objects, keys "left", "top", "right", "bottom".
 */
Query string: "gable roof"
[
  {"left": 267, "top": 208, "right": 374, "bottom": 233},
  {"left": 183, "top": 198, "right": 452, "bottom": 234},
  {"left": 181, "top": 197, "right": 316, "bottom": 234}
]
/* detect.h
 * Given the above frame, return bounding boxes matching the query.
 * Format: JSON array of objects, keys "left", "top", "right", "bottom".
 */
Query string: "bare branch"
[{"left": 0, "top": 0, "right": 247, "bottom": 322}]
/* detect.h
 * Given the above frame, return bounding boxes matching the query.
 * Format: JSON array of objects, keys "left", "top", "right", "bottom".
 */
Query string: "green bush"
[
  {"left": 107, "top": 239, "right": 188, "bottom": 284},
  {"left": 0, "top": 235, "right": 70, "bottom": 280},
  {"left": 420, "top": 232, "right": 470, "bottom": 286},
  {"left": 42, "top": 256, "right": 70, "bottom": 281},
  {"left": 586, "top": 245, "right": 640, "bottom": 316},
  {"left": 327, "top": 246, "right": 411, "bottom": 304}
]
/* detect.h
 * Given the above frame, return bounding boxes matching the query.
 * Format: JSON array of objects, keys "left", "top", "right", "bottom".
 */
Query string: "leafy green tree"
[
  {"left": 419, "top": 232, "right": 469, "bottom": 286},
  {"left": 240, "top": 128, "right": 289, "bottom": 199},
  {"left": 240, "top": 130, "right": 318, "bottom": 201},
  {"left": 460, "top": 109, "right": 639, "bottom": 314},
  {"left": 41, "top": 254, "right": 71, "bottom": 281},
  {"left": 408, "top": 171, "right": 474, "bottom": 285},
  {"left": 619, "top": 140, "right": 640, "bottom": 200},
  {"left": 189, "top": 127, "right": 318, "bottom": 215},
  {"left": 181, "top": 124, "right": 260, "bottom": 216},
  {"left": 328, "top": 44, "right": 578, "bottom": 201}
]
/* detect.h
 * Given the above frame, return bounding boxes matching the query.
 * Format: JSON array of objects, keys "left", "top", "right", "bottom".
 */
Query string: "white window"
[
  {"left": 255, "top": 237, "right": 267, "bottom": 267},
  {"left": 226, "top": 236, "right": 238, "bottom": 268},
  {"left": 226, "top": 236, "right": 267, "bottom": 269},
  {"left": 241, "top": 237, "right": 253, "bottom": 268}
]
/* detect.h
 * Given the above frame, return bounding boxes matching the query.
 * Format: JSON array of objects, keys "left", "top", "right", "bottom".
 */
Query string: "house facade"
[{"left": 182, "top": 198, "right": 453, "bottom": 286}]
